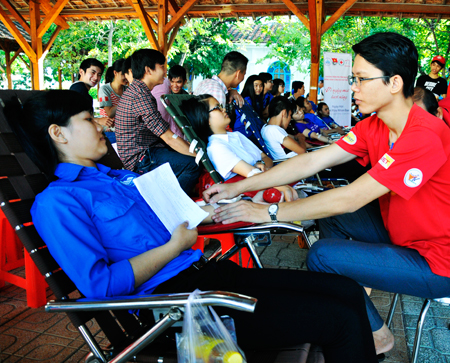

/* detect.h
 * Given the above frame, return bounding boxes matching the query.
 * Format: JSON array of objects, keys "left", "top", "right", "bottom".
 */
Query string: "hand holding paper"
[{"left": 134, "top": 163, "right": 208, "bottom": 234}]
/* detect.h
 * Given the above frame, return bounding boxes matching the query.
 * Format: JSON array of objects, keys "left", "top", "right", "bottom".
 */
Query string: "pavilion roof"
[
  {"left": 3, "top": 0, "right": 450, "bottom": 23},
  {"left": 0, "top": 20, "right": 30, "bottom": 51}
]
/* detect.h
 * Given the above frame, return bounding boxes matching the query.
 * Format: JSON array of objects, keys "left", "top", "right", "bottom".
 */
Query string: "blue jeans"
[
  {"left": 134, "top": 146, "right": 200, "bottom": 195},
  {"left": 306, "top": 204, "right": 450, "bottom": 331}
]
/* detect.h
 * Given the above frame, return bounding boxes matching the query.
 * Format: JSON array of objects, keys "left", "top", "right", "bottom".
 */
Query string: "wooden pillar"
[
  {"left": 308, "top": 0, "right": 322, "bottom": 103},
  {"left": 4, "top": 48, "right": 12, "bottom": 89},
  {"left": 29, "top": 0, "right": 44, "bottom": 90},
  {"left": 58, "top": 68, "right": 62, "bottom": 89},
  {"left": 158, "top": 0, "right": 168, "bottom": 55}
]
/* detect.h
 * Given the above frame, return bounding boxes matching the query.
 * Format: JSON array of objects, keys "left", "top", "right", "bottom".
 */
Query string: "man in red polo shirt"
[{"left": 204, "top": 32, "right": 450, "bottom": 356}]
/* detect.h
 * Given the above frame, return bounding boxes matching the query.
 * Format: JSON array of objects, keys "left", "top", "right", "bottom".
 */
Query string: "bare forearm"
[
  {"left": 129, "top": 242, "right": 181, "bottom": 288},
  {"left": 165, "top": 137, "right": 195, "bottom": 156}
]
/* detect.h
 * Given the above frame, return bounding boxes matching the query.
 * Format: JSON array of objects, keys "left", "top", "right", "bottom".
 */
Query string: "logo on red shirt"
[
  {"left": 379, "top": 153, "right": 395, "bottom": 169},
  {"left": 404, "top": 168, "right": 423, "bottom": 188},
  {"left": 343, "top": 131, "right": 357, "bottom": 145},
  {"left": 105, "top": 96, "right": 109, "bottom": 101}
]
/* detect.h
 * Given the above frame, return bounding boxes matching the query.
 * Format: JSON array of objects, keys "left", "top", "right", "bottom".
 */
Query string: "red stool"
[
  {"left": 195, "top": 222, "right": 257, "bottom": 268},
  {"left": 0, "top": 210, "right": 47, "bottom": 308}
]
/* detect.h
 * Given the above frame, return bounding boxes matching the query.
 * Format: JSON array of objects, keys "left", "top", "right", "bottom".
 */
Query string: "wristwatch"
[{"left": 268, "top": 203, "right": 279, "bottom": 222}]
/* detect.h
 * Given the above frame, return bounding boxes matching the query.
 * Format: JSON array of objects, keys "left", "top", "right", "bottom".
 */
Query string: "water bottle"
[{"left": 195, "top": 337, "right": 243, "bottom": 363}]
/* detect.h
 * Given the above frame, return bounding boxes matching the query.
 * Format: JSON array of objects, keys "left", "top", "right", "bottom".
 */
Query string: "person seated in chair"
[
  {"left": 261, "top": 97, "right": 307, "bottom": 160},
  {"left": 293, "top": 101, "right": 333, "bottom": 145},
  {"left": 316, "top": 102, "right": 346, "bottom": 135},
  {"left": 5, "top": 90, "right": 378, "bottom": 363},
  {"left": 233, "top": 75, "right": 265, "bottom": 137},
  {"left": 115, "top": 49, "right": 199, "bottom": 195},
  {"left": 182, "top": 95, "right": 296, "bottom": 200},
  {"left": 205, "top": 32, "right": 450, "bottom": 357}
]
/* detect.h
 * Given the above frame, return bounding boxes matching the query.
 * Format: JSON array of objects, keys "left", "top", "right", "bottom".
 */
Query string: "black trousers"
[{"left": 153, "top": 260, "right": 378, "bottom": 363}]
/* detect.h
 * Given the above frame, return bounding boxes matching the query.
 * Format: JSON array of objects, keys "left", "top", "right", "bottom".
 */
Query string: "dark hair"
[
  {"left": 181, "top": 95, "right": 213, "bottom": 144},
  {"left": 168, "top": 64, "right": 187, "bottom": 82},
  {"left": 295, "top": 96, "right": 308, "bottom": 108},
  {"left": 122, "top": 57, "right": 132, "bottom": 75},
  {"left": 317, "top": 102, "right": 328, "bottom": 117},
  {"left": 352, "top": 32, "right": 418, "bottom": 98},
  {"left": 271, "top": 79, "right": 285, "bottom": 96},
  {"left": 241, "top": 75, "right": 264, "bottom": 115},
  {"left": 413, "top": 86, "right": 439, "bottom": 116},
  {"left": 131, "top": 49, "right": 166, "bottom": 80},
  {"left": 292, "top": 81, "right": 304, "bottom": 94},
  {"left": 4, "top": 90, "right": 93, "bottom": 176},
  {"left": 105, "top": 58, "right": 126, "bottom": 84},
  {"left": 78, "top": 58, "right": 105, "bottom": 80},
  {"left": 221, "top": 51, "right": 248, "bottom": 75},
  {"left": 268, "top": 96, "right": 293, "bottom": 118},
  {"left": 259, "top": 72, "right": 273, "bottom": 83}
]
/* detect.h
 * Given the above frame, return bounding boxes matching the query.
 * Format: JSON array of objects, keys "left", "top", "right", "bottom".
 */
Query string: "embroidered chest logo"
[
  {"left": 343, "top": 131, "right": 357, "bottom": 145},
  {"left": 378, "top": 153, "right": 395, "bottom": 169},
  {"left": 403, "top": 168, "right": 423, "bottom": 188},
  {"left": 119, "top": 175, "right": 136, "bottom": 186}
]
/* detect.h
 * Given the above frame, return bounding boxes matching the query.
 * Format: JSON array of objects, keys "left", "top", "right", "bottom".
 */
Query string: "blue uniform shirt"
[
  {"left": 31, "top": 163, "right": 202, "bottom": 298},
  {"left": 321, "top": 115, "right": 340, "bottom": 128},
  {"left": 304, "top": 113, "right": 328, "bottom": 129}
]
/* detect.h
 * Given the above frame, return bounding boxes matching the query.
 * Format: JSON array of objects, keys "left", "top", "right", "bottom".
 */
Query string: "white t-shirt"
[
  {"left": 261, "top": 124, "right": 297, "bottom": 160},
  {"left": 207, "top": 132, "right": 263, "bottom": 180}
]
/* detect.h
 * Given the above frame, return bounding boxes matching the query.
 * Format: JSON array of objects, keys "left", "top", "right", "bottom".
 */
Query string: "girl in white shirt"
[{"left": 182, "top": 95, "right": 272, "bottom": 180}]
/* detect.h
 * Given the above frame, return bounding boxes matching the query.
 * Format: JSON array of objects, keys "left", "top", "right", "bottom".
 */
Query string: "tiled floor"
[{"left": 1, "top": 234, "right": 450, "bottom": 362}]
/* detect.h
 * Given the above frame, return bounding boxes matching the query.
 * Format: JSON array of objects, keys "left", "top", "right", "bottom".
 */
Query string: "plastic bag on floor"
[{"left": 177, "top": 289, "right": 246, "bottom": 363}]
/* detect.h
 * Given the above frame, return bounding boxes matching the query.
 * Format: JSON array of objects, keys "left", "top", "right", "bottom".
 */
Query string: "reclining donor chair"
[{"left": 0, "top": 90, "right": 323, "bottom": 363}]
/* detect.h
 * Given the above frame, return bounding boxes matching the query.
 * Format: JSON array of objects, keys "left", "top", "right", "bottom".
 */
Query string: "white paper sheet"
[{"left": 134, "top": 163, "right": 209, "bottom": 234}]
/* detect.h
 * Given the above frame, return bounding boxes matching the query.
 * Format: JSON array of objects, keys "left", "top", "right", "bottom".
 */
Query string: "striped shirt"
[
  {"left": 115, "top": 79, "right": 169, "bottom": 171},
  {"left": 194, "top": 75, "right": 227, "bottom": 106}
]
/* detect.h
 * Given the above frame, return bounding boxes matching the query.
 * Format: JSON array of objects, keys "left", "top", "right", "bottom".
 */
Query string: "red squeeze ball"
[{"left": 263, "top": 188, "right": 282, "bottom": 203}]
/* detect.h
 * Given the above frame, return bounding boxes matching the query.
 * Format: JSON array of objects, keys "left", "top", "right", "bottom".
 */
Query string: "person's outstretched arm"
[
  {"left": 204, "top": 143, "right": 356, "bottom": 204},
  {"left": 211, "top": 172, "right": 389, "bottom": 225}
]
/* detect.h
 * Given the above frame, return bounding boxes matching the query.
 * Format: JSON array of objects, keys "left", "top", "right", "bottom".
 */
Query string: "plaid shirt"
[
  {"left": 194, "top": 75, "right": 227, "bottom": 106},
  {"left": 115, "top": 79, "right": 169, "bottom": 171}
]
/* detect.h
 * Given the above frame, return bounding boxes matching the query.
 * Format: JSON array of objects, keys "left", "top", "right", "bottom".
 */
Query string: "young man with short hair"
[
  {"left": 70, "top": 58, "right": 112, "bottom": 127},
  {"left": 261, "top": 97, "right": 306, "bottom": 160},
  {"left": 206, "top": 32, "right": 450, "bottom": 357},
  {"left": 115, "top": 49, "right": 199, "bottom": 194},
  {"left": 416, "top": 55, "right": 447, "bottom": 99},
  {"left": 194, "top": 51, "right": 248, "bottom": 107},
  {"left": 288, "top": 81, "right": 305, "bottom": 102},
  {"left": 168, "top": 65, "right": 188, "bottom": 94}
]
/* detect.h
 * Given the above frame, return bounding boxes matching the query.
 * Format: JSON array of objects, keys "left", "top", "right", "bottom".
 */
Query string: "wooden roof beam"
[
  {"left": 10, "top": 47, "right": 21, "bottom": 63},
  {"left": 43, "top": 25, "right": 61, "bottom": 56},
  {"left": 0, "top": 0, "right": 30, "bottom": 33},
  {"left": 37, "top": 0, "right": 70, "bottom": 38},
  {"left": 280, "top": 0, "right": 309, "bottom": 30},
  {"left": 0, "top": 6, "right": 36, "bottom": 62},
  {"left": 7, "top": 2, "right": 446, "bottom": 18},
  {"left": 164, "top": 0, "right": 197, "bottom": 33},
  {"left": 126, "top": 0, "right": 159, "bottom": 50},
  {"left": 322, "top": 0, "right": 358, "bottom": 34}
]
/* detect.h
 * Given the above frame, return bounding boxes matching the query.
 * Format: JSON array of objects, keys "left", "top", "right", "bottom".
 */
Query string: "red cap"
[{"left": 432, "top": 55, "right": 446, "bottom": 66}]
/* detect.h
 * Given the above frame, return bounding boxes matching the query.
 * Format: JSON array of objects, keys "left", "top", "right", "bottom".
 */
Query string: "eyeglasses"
[
  {"left": 209, "top": 104, "right": 225, "bottom": 113},
  {"left": 348, "top": 75, "right": 391, "bottom": 86}
]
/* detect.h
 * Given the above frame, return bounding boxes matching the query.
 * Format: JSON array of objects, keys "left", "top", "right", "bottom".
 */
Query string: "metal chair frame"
[{"left": 386, "top": 293, "right": 450, "bottom": 363}]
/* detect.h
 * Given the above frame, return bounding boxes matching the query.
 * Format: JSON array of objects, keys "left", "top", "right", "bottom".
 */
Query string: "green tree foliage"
[
  {"left": 45, "top": 20, "right": 150, "bottom": 85},
  {"left": 168, "top": 18, "right": 236, "bottom": 80},
  {"left": 260, "top": 16, "right": 450, "bottom": 77}
]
